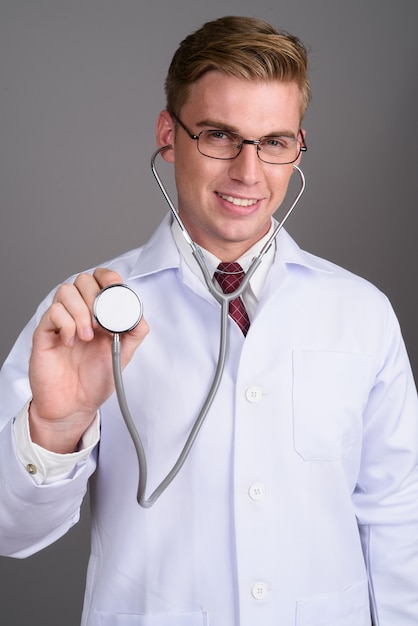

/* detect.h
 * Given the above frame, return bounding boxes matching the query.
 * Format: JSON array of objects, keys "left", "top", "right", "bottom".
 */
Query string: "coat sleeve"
[
  {"left": 353, "top": 300, "right": 418, "bottom": 625},
  {"left": 0, "top": 306, "right": 97, "bottom": 558}
]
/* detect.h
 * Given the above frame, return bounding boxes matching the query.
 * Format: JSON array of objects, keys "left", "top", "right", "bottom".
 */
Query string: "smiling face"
[{"left": 156, "top": 71, "right": 304, "bottom": 261}]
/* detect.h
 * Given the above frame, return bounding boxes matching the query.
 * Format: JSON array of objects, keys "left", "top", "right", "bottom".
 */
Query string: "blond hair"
[{"left": 165, "top": 15, "right": 311, "bottom": 120}]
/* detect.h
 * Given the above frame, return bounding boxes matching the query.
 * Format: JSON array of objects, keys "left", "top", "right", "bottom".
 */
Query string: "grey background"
[{"left": 1, "top": 1, "right": 417, "bottom": 624}]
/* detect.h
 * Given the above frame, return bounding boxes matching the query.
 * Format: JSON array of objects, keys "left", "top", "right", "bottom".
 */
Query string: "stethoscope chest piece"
[{"left": 94, "top": 284, "right": 143, "bottom": 334}]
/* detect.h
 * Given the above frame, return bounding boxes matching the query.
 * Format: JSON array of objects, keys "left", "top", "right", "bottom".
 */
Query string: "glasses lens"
[
  {"left": 198, "top": 130, "right": 241, "bottom": 159},
  {"left": 258, "top": 136, "right": 300, "bottom": 164}
]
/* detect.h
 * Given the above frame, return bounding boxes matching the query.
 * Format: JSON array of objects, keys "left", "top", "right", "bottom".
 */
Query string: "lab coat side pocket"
[{"left": 292, "top": 351, "right": 370, "bottom": 461}]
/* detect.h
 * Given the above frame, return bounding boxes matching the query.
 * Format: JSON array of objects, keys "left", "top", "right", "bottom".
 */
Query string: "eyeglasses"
[{"left": 171, "top": 113, "right": 307, "bottom": 165}]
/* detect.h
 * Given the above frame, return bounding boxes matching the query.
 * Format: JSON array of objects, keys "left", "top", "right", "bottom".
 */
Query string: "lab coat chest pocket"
[
  {"left": 296, "top": 580, "right": 371, "bottom": 625},
  {"left": 292, "top": 351, "right": 370, "bottom": 461},
  {"left": 97, "top": 611, "right": 208, "bottom": 625}
]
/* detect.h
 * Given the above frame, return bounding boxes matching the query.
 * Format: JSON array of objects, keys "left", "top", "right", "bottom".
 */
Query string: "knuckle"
[
  {"left": 54, "top": 282, "right": 74, "bottom": 300},
  {"left": 74, "top": 272, "right": 93, "bottom": 288},
  {"left": 94, "top": 267, "right": 122, "bottom": 286}
]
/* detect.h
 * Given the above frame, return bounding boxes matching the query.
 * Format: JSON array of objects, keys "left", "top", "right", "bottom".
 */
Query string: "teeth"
[{"left": 218, "top": 193, "right": 257, "bottom": 207}]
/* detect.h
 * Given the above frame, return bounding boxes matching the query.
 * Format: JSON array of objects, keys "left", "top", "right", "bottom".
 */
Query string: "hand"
[{"left": 28, "top": 268, "right": 149, "bottom": 453}]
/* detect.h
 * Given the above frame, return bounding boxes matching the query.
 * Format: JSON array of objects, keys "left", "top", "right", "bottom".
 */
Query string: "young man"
[{"left": 0, "top": 15, "right": 417, "bottom": 626}]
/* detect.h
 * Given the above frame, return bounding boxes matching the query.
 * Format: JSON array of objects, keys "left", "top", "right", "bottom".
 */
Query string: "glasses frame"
[{"left": 171, "top": 112, "right": 307, "bottom": 165}]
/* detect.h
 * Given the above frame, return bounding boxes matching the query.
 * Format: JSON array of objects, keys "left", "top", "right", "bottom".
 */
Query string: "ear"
[{"left": 156, "top": 110, "right": 175, "bottom": 163}]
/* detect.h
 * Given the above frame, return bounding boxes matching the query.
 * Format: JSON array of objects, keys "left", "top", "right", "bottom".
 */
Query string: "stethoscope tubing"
[
  {"left": 115, "top": 146, "right": 306, "bottom": 508},
  {"left": 112, "top": 300, "right": 230, "bottom": 508}
]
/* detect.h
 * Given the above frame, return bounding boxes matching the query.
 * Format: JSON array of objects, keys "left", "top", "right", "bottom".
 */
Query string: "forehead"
[{"left": 180, "top": 71, "right": 303, "bottom": 132}]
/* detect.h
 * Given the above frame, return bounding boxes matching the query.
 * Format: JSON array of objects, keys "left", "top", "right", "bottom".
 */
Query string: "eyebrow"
[{"left": 195, "top": 118, "right": 297, "bottom": 138}]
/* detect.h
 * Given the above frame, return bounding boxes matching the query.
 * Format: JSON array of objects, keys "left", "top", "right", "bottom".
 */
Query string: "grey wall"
[{"left": 1, "top": 1, "right": 417, "bottom": 624}]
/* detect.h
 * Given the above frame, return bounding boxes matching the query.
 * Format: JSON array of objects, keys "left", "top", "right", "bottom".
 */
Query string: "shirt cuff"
[{"left": 13, "top": 400, "right": 100, "bottom": 485}]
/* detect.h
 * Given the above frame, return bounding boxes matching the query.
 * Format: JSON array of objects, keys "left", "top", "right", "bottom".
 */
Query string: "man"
[{"left": 0, "top": 15, "right": 417, "bottom": 626}]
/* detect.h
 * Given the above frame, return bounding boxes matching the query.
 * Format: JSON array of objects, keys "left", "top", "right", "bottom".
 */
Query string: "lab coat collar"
[
  {"left": 127, "top": 213, "right": 333, "bottom": 280},
  {"left": 274, "top": 227, "right": 334, "bottom": 274},
  {"left": 128, "top": 214, "right": 180, "bottom": 279}
]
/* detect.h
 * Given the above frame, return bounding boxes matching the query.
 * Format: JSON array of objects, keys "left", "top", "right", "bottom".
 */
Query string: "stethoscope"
[{"left": 94, "top": 145, "right": 306, "bottom": 508}]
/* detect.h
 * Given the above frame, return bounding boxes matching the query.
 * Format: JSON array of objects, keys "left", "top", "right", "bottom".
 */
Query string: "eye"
[
  {"left": 262, "top": 136, "right": 292, "bottom": 149},
  {"left": 204, "top": 130, "right": 235, "bottom": 143}
]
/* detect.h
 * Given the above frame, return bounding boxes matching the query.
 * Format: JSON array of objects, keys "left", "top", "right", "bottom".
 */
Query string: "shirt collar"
[{"left": 171, "top": 218, "right": 276, "bottom": 302}]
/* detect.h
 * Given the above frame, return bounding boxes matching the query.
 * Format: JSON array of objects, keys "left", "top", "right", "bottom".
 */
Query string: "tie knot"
[{"left": 215, "top": 262, "right": 246, "bottom": 294}]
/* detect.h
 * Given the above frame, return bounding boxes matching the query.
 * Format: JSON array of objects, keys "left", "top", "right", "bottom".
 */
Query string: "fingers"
[
  {"left": 44, "top": 269, "right": 126, "bottom": 346},
  {"left": 37, "top": 267, "right": 148, "bottom": 352},
  {"left": 92, "top": 267, "right": 123, "bottom": 288},
  {"left": 34, "top": 300, "right": 78, "bottom": 348},
  {"left": 54, "top": 281, "right": 94, "bottom": 343},
  {"left": 75, "top": 268, "right": 124, "bottom": 319}
]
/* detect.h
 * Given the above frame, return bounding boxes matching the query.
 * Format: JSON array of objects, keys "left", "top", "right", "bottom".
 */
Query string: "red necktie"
[{"left": 214, "top": 262, "right": 250, "bottom": 336}]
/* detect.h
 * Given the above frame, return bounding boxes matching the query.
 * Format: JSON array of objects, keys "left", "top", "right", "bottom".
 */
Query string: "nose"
[{"left": 228, "top": 142, "right": 263, "bottom": 186}]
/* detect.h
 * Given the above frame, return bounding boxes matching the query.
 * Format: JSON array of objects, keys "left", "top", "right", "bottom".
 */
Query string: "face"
[{"left": 156, "top": 72, "right": 304, "bottom": 261}]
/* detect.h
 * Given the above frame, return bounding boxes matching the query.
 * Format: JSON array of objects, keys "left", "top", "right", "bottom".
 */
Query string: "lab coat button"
[
  {"left": 248, "top": 482, "right": 266, "bottom": 501},
  {"left": 245, "top": 386, "right": 262, "bottom": 403},
  {"left": 251, "top": 581, "right": 269, "bottom": 600},
  {"left": 26, "top": 463, "right": 37, "bottom": 475}
]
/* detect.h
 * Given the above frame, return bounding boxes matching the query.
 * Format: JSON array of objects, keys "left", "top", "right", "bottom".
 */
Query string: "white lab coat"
[{"left": 1, "top": 216, "right": 417, "bottom": 625}]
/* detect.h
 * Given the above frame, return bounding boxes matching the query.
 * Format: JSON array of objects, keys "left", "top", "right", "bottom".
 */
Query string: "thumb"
[{"left": 119, "top": 316, "right": 150, "bottom": 368}]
